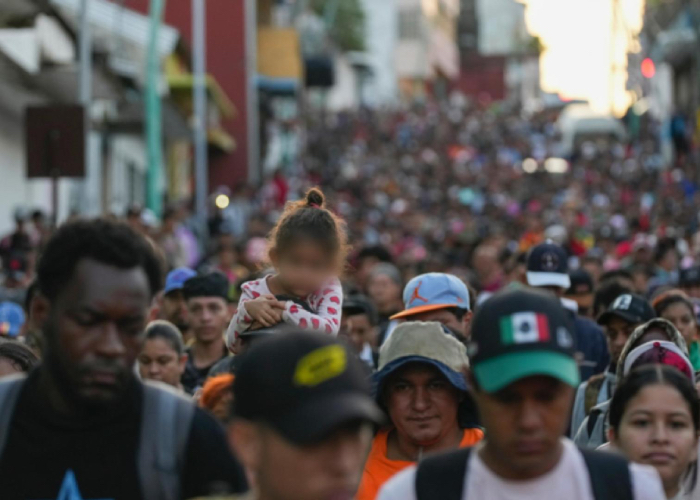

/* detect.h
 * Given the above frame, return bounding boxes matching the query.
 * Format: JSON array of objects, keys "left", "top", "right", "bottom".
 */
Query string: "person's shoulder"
[
  {"left": 574, "top": 315, "right": 604, "bottom": 333},
  {"left": 376, "top": 465, "right": 417, "bottom": 500},
  {"left": 628, "top": 462, "right": 666, "bottom": 500}
]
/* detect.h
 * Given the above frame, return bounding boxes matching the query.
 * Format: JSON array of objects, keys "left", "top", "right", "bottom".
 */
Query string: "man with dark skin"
[
  {"left": 378, "top": 289, "right": 664, "bottom": 500},
  {"left": 0, "top": 219, "right": 247, "bottom": 499}
]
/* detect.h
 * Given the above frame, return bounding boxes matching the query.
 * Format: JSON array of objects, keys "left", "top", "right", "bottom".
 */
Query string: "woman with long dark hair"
[{"left": 609, "top": 364, "right": 700, "bottom": 499}]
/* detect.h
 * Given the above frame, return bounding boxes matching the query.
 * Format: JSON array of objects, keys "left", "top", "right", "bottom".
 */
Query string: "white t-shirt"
[{"left": 377, "top": 439, "right": 665, "bottom": 500}]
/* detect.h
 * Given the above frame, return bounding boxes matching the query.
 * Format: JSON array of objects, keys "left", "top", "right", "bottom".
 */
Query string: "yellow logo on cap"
[{"left": 294, "top": 345, "right": 347, "bottom": 387}]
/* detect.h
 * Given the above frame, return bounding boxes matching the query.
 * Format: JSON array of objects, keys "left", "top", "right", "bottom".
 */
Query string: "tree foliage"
[{"left": 310, "top": 0, "right": 366, "bottom": 52}]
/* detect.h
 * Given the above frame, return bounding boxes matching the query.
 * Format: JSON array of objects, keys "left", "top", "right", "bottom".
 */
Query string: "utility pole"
[
  {"left": 193, "top": 0, "right": 208, "bottom": 222},
  {"left": 146, "top": 0, "right": 166, "bottom": 217},
  {"left": 245, "top": 0, "right": 260, "bottom": 185}
]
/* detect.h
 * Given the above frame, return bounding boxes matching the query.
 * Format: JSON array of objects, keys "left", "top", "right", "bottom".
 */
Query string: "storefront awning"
[
  {"left": 168, "top": 73, "right": 236, "bottom": 119},
  {"left": 257, "top": 27, "right": 303, "bottom": 85}
]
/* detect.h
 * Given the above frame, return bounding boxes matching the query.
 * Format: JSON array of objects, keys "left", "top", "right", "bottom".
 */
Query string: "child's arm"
[
  {"left": 225, "top": 283, "right": 258, "bottom": 348},
  {"left": 282, "top": 279, "right": 343, "bottom": 335}
]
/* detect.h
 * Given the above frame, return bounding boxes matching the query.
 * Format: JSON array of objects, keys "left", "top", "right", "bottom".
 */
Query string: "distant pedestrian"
[
  {"left": 138, "top": 320, "right": 187, "bottom": 391},
  {"left": 182, "top": 272, "right": 232, "bottom": 394}
]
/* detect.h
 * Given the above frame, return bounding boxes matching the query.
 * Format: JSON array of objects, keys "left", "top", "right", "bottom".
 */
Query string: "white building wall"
[
  {"left": 361, "top": 0, "right": 399, "bottom": 106},
  {"left": 326, "top": 54, "right": 359, "bottom": 111},
  {"left": 477, "top": 0, "right": 529, "bottom": 55}
]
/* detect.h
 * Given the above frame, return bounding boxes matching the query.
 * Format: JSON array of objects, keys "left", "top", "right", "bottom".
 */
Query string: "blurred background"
[{"left": 1, "top": 0, "right": 699, "bottom": 309}]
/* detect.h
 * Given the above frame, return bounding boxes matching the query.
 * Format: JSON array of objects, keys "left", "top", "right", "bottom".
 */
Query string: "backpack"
[
  {"left": 414, "top": 446, "right": 633, "bottom": 500},
  {"left": 0, "top": 375, "right": 195, "bottom": 500},
  {"left": 583, "top": 373, "right": 607, "bottom": 415}
]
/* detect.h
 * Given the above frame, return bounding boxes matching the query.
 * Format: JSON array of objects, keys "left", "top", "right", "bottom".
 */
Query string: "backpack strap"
[
  {"left": 0, "top": 374, "right": 26, "bottom": 459},
  {"left": 584, "top": 374, "right": 606, "bottom": 415},
  {"left": 138, "top": 382, "right": 196, "bottom": 500},
  {"left": 415, "top": 447, "right": 472, "bottom": 500},
  {"left": 580, "top": 448, "right": 633, "bottom": 500}
]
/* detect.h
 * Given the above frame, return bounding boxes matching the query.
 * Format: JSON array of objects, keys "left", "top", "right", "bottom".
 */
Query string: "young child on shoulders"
[{"left": 226, "top": 188, "right": 347, "bottom": 348}]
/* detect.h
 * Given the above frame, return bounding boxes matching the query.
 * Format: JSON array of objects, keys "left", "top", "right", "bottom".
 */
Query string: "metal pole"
[
  {"left": 76, "top": 0, "right": 92, "bottom": 219},
  {"left": 146, "top": 0, "right": 166, "bottom": 217},
  {"left": 79, "top": 0, "right": 91, "bottom": 106},
  {"left": 245, "top": 0, "right": 260, "bottom": 185},
  {"left": 193, "top": 0, "right": 209, "bottom": 221}
]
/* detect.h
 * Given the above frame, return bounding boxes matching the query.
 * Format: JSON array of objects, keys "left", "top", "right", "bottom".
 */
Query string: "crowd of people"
[{"left": 0, "top": 100, "right": 700, "bottom": 499}]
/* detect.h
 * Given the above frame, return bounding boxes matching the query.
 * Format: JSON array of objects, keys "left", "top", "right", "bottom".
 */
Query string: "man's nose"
[
  {"left": 517, "top": 399, "right": 542, "bottom": 432},
  {"left": 411, "top": 386, "right": 431, "bottom": 411},
  {"left": 96, "top": 323, "right": 126, "bottom": 358}
]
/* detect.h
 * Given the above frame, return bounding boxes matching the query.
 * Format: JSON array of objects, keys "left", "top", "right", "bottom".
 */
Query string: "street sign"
[{"left": 25, "top": 105, "right": 86, "bottom": 179}]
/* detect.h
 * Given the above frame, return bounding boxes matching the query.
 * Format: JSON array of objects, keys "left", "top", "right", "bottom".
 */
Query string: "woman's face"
[
  {"left": 138, "top": 338, "right": 186, "bottom": 388},
  {"left": 661, "top": 303, "right": 698, "bottom": 347},
  {"left": 612, "top": 384, "right": 698, "bottom": 495}
]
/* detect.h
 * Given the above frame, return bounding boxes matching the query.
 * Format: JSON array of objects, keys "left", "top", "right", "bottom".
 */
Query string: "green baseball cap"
[{"left": 468, "top": 289, "right": 580, "bottom": 393}]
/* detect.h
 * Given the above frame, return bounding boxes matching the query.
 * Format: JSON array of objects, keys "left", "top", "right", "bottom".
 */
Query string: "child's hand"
[{"left": 245, "top": 296, "right": 286, "bottom": 327}]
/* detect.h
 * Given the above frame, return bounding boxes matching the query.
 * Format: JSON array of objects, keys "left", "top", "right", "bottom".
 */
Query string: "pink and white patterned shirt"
[{"left": 226, "top": 276, "right": 343, "bottom": 347}]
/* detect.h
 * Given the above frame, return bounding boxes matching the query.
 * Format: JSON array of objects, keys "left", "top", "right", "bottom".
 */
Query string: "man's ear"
[
  {"left": 462, "top": 311, "right": 473, "bottom": 341},
  {"left": 229, "top": 420, "right": 263, "bottom": 471},
  {"left": 31, "top": 292, "right": 50, "bottom": 333}
]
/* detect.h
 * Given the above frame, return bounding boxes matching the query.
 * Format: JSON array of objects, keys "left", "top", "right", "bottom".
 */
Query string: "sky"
[{"left": 522, "top": 0, "right": 645, "bottom": 115}]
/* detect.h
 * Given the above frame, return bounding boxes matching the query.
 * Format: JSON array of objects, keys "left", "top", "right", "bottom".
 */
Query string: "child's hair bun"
[{"left": 305, "top": 187, "right": 325, "bottom": 208}]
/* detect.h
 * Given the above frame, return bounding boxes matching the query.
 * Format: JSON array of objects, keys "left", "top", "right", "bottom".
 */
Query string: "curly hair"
[
  {"left": 268, "top": 187, "right": 349, "bottom": 272},
  {"left": 37, "top": 218, "right": 162, "bottom": 301},
  {"left": 0, "top": 341, "right": 39, "bottom": 373}
]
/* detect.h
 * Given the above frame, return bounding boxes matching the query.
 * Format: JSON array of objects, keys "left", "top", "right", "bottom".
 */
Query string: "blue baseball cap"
[
  {"left": 164, "top": 267, "right": 197, "bottom": 295},
  {"left": 391, "top": 273, "right": 470, "bottom": 320},
  {"left": 0, "top": 302, "right": 25, "bottom": 338}
]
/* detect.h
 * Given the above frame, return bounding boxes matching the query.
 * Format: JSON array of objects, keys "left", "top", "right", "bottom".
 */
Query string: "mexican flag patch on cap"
[{"left": 500, "top": 312, "right": 550, "bottom": 345}]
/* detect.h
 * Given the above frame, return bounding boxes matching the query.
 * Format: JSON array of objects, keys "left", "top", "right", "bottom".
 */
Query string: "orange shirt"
[{"left": 356, "top": 427, "right": 484, "bottom": 500}]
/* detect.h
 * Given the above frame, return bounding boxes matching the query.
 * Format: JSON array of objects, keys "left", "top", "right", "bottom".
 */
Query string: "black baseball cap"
[
  {"left": 182, "top": 272, "right": 230, "bottom": 301},
  {"left": 233, "top": 331, "right": 383, "bottom": 444},
  {"left": 680, "top": 266, "right": 700, "bottom": 287},
  {"left": 597, "top": 293, "right": 655, "bottom": 326},
  {"left": 526, "top": 241, "right": 571, "bottom": 289},
  {"left": 469, "top": 288, "right": 579, "bottom": 393},
  {"left": 342, "top": 294, "right": 378, "bottom": 325},
  {"left": 566, "top": 269, "right": 594, "bottom": 295}
]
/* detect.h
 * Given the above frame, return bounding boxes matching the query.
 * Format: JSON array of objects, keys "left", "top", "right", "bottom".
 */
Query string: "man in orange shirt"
[{"left": 357, "top": 322, "right": 483, "bottom": 500}]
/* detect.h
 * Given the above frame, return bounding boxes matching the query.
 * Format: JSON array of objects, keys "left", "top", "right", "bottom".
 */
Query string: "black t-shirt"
[
  {"left": 182, "top": 346, "right": 229, "bottom": 394},
  {"left": 0, "top": 370, "right": 247, "bottom": 500}
]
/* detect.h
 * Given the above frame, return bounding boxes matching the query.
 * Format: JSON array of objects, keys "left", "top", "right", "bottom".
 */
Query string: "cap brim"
[
  {"left": 597, "top": 310, "right": 641, "bottom": 326},
  {"left": 269, "top": 393, "right": 384, "bottom": 445},
  {"left": 372, "top": 356, "right": 468, "bottom": 400},
  {"left": 473, "top": 351, "right": 579, "bottom": 393},
  {"left": 527, "top": 272, "right": 571, "bottom": 289},
  {"left": 390, "top": 303, "right": 461, "bottom": 320}
]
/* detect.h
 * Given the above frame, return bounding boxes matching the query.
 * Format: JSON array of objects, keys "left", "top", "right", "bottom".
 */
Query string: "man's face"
[
  {"left": 367, "top": 274, "right": 401, "bottom": 310},
  {"left": 473, "top": 376, "right": 574, "bottom": 480},
  {"left": 412, "top": 308, "right": 471, "bottom": 341},
  {"left": 682, "top": 284, "right": 700, "bottom": 300},
  {"left": 384, "top": 364, "right": 461, "bottom": 447},
  {"left": 37, "top": 259, "right": 151, "bottom": 406},
  {"left": 160, "top": 290, "right": 189, "bottom": 331},
  {"left": 233, "top": 422, "right": 372, "bottom": 500},
  {"left": 188, "top": 296, "right": 230, "bottom": 344},
  {"left": 339, "top": 313, "right": 375, "bottom": 353},
  {"left": 604, "top": 317, "right": 638, "bottom": 365}
]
